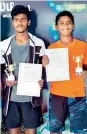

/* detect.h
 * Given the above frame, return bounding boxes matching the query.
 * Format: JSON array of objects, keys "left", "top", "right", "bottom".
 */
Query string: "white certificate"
[
  {"left": 17, "top": 63, "right": 42, "bottom": 97},
  {"left": 45, "top": 48, "right": 70, "bottom": 81}
]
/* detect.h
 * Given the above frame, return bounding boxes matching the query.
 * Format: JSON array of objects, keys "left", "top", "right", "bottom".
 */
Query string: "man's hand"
[
  {"left": 6, "top": 80, "right": 17, "bottom": 87},
  {"left": 38, "top": 79, "right": 44, "bottom": 89},
  {"left": 78, "top": 70, "right": 87, "bottom": 79},
  {"left": 42, "top": 55, "right": 49, "bottom": 67}
]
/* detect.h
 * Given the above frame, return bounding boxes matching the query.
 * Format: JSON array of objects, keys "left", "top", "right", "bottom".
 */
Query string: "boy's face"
[
  {"left": 55, "top": 16, "right": 74, "bottom": 36},
  {"left": 12, "top": 13, "right": 30, "bottom": 33}
]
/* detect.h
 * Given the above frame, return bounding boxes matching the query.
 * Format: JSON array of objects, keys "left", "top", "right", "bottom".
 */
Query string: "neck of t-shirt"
[{"left": 15, "top": 32, "right": 29, "bottom": 45}]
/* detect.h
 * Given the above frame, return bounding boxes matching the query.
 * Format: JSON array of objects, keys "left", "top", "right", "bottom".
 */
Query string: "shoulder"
[
  {"left": 74, "top": 38, "right": 87, "bottom": 46},
  {"left": 29, "top": 33, "right": 45, "bottom": 47},
  {"left": 1, "top": 35, "right": 15, "bottom": 43},
  {"left": 0, "top": 35, "right": 15, "bottom": 50},
  {"left": 48, "top": 41, "right": 59, "bottom": 49}
]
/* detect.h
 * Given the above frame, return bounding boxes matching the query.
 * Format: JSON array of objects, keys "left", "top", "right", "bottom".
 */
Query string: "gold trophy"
[
  {"left": 73, "top": 55, "right": 83, "bottom": 75},
  {"left": 5, "top": 64, "right": 16, "bottom": 81}
]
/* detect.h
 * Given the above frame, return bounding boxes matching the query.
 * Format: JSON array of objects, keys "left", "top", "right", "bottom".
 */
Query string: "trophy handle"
[
  {"left": 73, "top": 55, "right": 76, "bottom": 62},
  {"left": 80, "top": 55, "right": 83, "bottom": 61},
  {"left": 4, "top": 69, "right": 9, "bottom": 77},
  {"left": 73, "top": 55, "right": 80, "bottom": 68},
  {"left": 5, "top": 64, "right": 8, "bottom": 71}
]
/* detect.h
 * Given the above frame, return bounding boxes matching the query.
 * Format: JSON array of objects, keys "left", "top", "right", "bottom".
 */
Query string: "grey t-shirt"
[{"left": 10, "top": 36, "right": 31, "bottom": 102}]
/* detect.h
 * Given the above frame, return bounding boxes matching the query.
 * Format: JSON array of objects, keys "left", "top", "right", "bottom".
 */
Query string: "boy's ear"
[
  {"left": 12, "top": 21, "right": 14, "bottom": 27},
  {"left": 73, "top": 24, "right": 74, "bottom": 29},
  {"left": 72, "top": 24, "right": 75, "bottom": 31},
  {"left": 55, "top": 24, "right": 58, "bottom": 30}
]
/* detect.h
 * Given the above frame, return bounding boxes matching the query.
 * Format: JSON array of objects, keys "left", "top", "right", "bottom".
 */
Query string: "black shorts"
[
  {"left": 5, "top": 101, "right": 43, "bottom": 129},
  {"left": 49, "top": 94, "right": 87, "bottom": 133}
]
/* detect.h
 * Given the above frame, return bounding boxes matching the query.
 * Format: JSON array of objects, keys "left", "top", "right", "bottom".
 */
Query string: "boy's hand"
[
  {"left": 6, "top": 80, "right": 17, "bottom": 87},
  {"left": 38, "top": 79, "right": 44, "bottom": 89},
  {"left": 42, "top": 55, "right": 49, "bottom": 67},
  {"left": 78, "top": 70, "right": 87, "bottom": 79}
]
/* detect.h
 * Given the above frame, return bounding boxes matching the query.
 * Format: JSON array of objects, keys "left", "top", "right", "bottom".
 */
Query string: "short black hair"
[
  {"left": 11, "top": 5, "right": 30, "bottom": 20},
  {"left": 55, "top": 11, "right": 74, "bottom": 25}
]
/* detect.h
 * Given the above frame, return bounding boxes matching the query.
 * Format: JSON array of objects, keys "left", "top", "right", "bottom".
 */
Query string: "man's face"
[
  {"left": 12, "top": 13, "right": 30, "bottom": 33},
  {"left": 55, "top": 16, "right": 74, "bottom": 36}
]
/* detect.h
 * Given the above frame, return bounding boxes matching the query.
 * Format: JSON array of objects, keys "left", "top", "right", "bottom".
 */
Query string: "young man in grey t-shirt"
[{"left": 1, "top": 5, "right": 45, "bottom": 134}]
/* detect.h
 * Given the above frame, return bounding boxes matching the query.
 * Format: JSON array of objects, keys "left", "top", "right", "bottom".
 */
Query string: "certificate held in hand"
[
  {"left": 45, "top": 48, "right": 70, "bottom": 82},
  {"left": 17, "top": 63, "right": 42, "bottom": 97}
]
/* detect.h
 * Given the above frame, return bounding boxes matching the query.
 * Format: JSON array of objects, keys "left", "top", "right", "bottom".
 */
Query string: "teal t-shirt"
[{"left": 10, "top": 36, "right": 31, "bottom": 102}]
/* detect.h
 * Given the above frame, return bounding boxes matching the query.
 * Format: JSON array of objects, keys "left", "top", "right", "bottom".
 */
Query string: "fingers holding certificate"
[
  {"left": 17, "top": 63, "right": 43, "bottom": 97},
  {"left": 43, "top": 48, "right": 70, "bottom": 82}
]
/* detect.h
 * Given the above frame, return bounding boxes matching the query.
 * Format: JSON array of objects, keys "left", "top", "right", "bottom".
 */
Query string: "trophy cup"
[
  {"left": 1, "top": 50, "right": 15, "bottom": 81},
  {"left": 5, "top": 64, "right": 16, "bottom": 81},
  {"left": 73, "top": 55, "right": 83, "bottom": 75}
]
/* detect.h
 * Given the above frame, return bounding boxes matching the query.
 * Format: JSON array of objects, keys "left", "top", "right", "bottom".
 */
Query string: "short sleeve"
[{"left": 83, "top": 43, "right": 87, "bottom": 65}]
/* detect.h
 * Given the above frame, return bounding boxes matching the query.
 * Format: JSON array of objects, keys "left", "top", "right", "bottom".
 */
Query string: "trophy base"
[
  {"left": 7, "top": 75, "right": 15, "bottom": 81},
  {"left": 75, "top": 67, "right": 83, "bottom": 75}
]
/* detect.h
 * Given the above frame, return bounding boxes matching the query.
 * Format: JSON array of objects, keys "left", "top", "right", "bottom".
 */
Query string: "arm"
[
  {"left": 82, "top": 43, "right": 87, "bottom": 78},
  {"left": 79, "top": 43, "right": 87, "bottom": 79}
]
